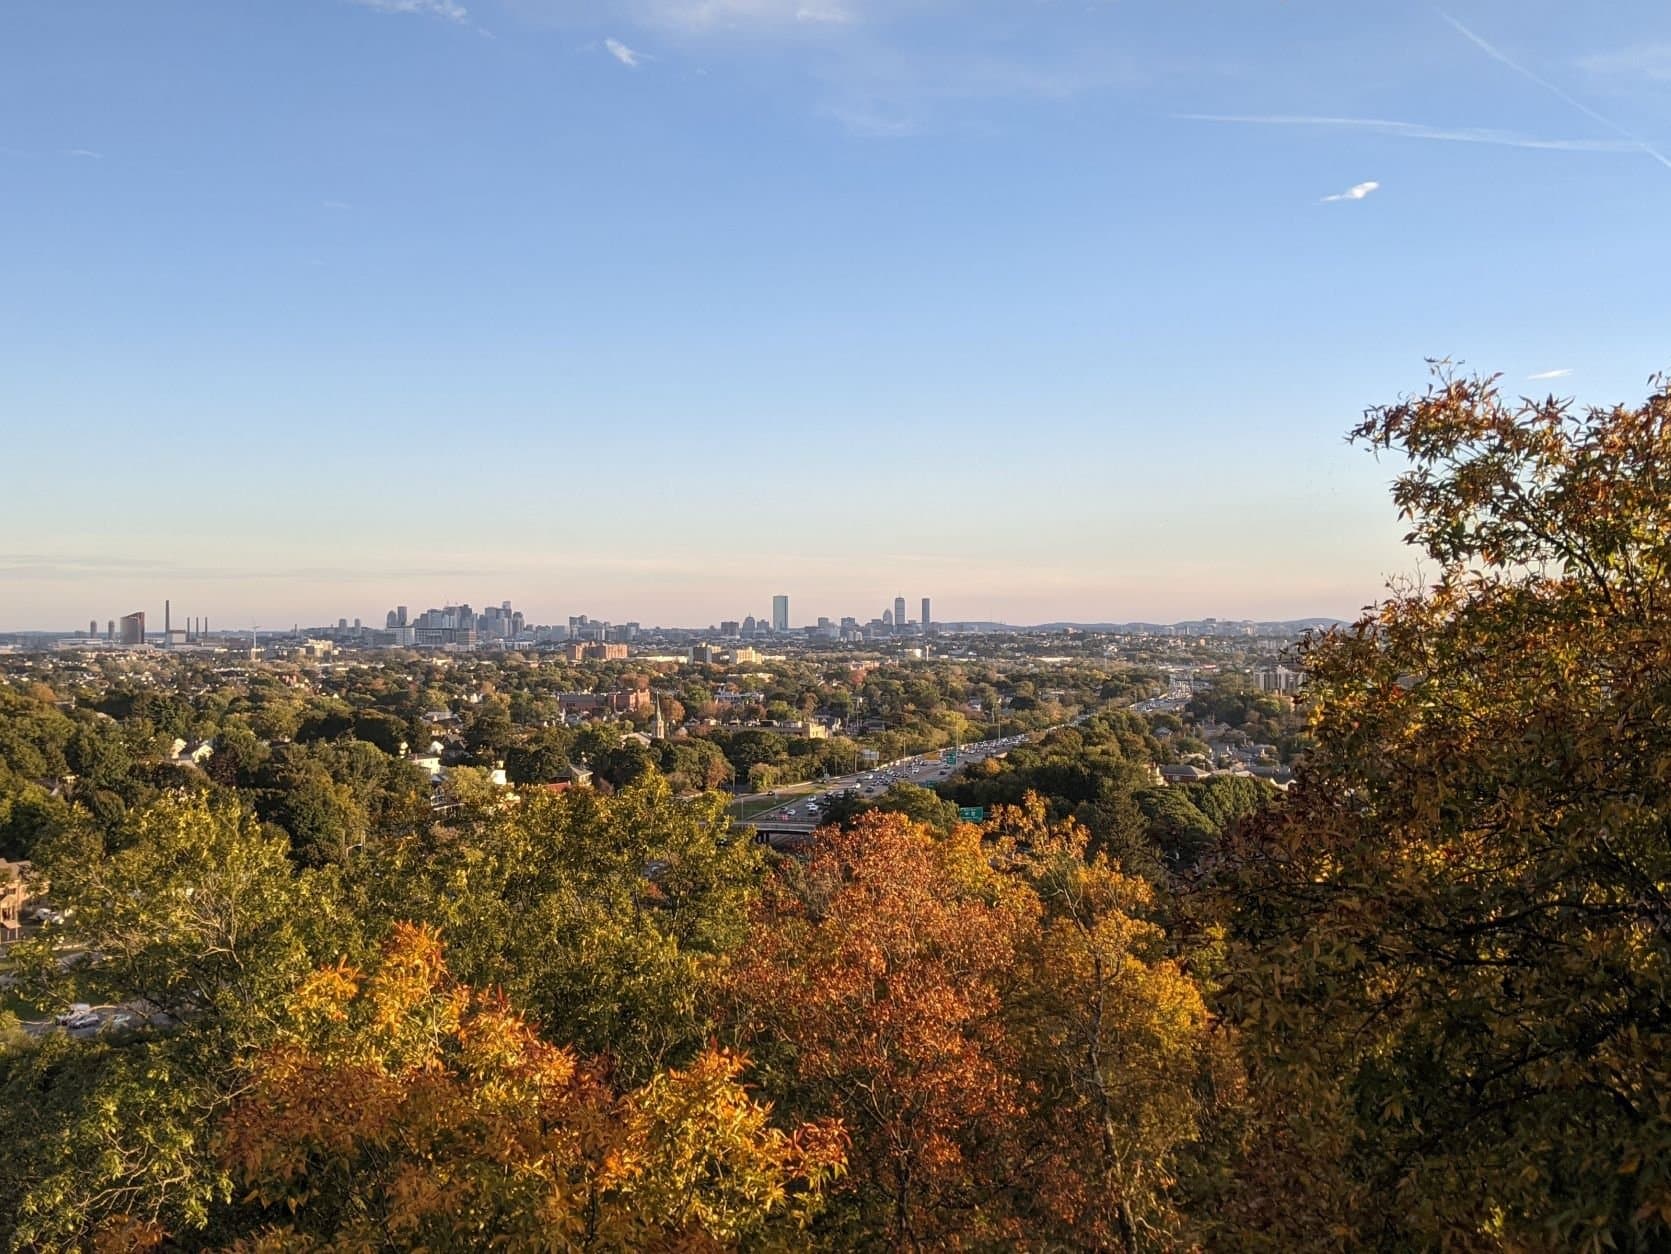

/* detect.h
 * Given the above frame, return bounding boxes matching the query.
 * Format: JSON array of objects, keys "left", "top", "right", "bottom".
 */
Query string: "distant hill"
[{"left": 943, "top": 619, "right": 1348, "bottom": 635}]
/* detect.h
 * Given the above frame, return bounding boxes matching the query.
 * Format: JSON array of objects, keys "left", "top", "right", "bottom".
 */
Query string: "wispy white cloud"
[
  {"left": 1579, "top": 43, "right": 1671, "bottom": 82},
  {"left": 825, "top": 106, "right": 917, "bottom": 137},
  {"left": 1175, "top": 113, "right": 1640, "bottom": 154},
  {"left": 65, "top": 148, "right": 103, "bottom": 159},
  {"left": 811, "top": 43, "right": 1153, "bottom": 136},
  {"left": 1439, "top": 12, "right": 1671, "bottom": 173},
  {"left": 604, "top": 37, "right": 642, "bottom": 67},
  {"left": 1528, "top": 368, "right": 1572, "bottom": 380},
  {"left": 514, "top": 0, "right": 1171, "bottom": 137},
  {"left": 636, "top": 0, "right": 854, "bottom": 31},
  {"left": 1322, "top": 180, "right": 1379, "bottom": 203},
  {"left": 348, "top": 0, "right": 469, "bottom": 22}
]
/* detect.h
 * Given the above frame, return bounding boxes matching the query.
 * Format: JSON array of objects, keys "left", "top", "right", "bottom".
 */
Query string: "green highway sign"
[{"left": 957, "top": 806, "right": 986, "bottom": 822}]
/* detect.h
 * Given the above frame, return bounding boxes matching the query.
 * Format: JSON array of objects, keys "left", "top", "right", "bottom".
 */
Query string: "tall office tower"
[
  {"left": 921, "top": 598, "right": 931, "bottom": 634},
  {"left": 772, "top": 595, "right": 789, "bottom": 633},
  {"left": 89, "top": 619, "right": 97, "bottom": 637},
  {"left": 107, "top": 620, "right": 115, "bottom": 640},
  {"left": 894, "top": 595, "right": 907, "bottom": 632},
  {"left": 386, "top": 609, "right": 399, "bottom": 629},
  {"left": 397, "top": 606, "right": 409, "bottom": 627},
  {"left": 353, "top": 618, "right": 361, "bottom": 631},
  {"left": 119, "top": 612, "right": 146, "bottom": 645},
  {"left": 338, "top": 618, "right": 348, "bottom": 631},
  {"left": 883, "top": 608, "right": 894, "bottom": 627},
  {"left": 165, "top": 600, "right": 171, "bottom": 635}
]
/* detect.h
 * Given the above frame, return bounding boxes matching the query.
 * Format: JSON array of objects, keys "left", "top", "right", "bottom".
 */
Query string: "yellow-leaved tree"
[{"left": 218, "top": 923, "right": 844, "bottom": 1250}]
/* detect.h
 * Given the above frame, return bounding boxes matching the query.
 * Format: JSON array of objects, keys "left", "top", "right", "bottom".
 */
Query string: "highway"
[{"left": 738, "top": 719, "right": 1097, "bottom": 842}]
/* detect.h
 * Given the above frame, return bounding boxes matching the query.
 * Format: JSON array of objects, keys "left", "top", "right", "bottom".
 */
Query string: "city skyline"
[
  {"left": 5, "top": 3, "right": 1667, "bottom": 627},
  {"left": 2, "top": 584, "right": 1356, "bottom": 637},
  {"left": 0, "top": 561, "right": 1398, "bottom": 633}
]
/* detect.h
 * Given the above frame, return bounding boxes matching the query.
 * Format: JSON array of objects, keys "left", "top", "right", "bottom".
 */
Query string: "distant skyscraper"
[
  {"left": 894, "top": 595, "right": 907, "bottom": 632},
  {"left": 921, "top": 597, "right": 931, "bottom": 634},
  {"left": 883, "top": 608, "right": 894, "bottom": 627},
  {"left": 106, "top": 619, "right": 115, "bottom": 640},
  {"left": 89, "top": 619, "right": 97, "bottom": 637},
  {"left": 165, "top": 599, "right": 171, "bottom": 636},
  {"left": 119, "top": 611, "right": 145, "bottom": 646},
  {"left": 397, "top": 606, "right": 409, "bottom": 627},
  {"left": 772, "top": 595, "right": 789, "bottom": 633}
]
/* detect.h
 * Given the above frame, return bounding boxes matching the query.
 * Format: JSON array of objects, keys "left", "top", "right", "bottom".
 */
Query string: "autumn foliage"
[
  {"left": 219, "top": 923, "right": 844, "bottom": 1250},
  {"left": 725, "top": 806, "right": 1223, "bottom": 1248}
]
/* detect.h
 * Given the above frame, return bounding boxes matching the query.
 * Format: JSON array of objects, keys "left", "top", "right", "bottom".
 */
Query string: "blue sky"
[{"left": 3, "top": 0, "right": 1668, "bottom": 629}]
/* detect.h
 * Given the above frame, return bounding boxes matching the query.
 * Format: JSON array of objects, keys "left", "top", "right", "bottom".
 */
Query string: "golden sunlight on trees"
[
  {"left": 219, "top": 924, "right": 844, "bottom": 1251},
  {"left": 725, "top": 809, "right": 1224, "bottom": 1249}
]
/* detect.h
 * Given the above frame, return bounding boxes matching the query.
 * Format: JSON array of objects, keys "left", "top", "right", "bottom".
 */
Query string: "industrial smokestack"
[{"left": 165, "top": 600, "right": 171, "bottom": 635}]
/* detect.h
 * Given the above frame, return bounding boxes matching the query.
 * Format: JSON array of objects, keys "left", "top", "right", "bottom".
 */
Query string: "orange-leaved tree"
[
  {"left": 723, "top": 811, "right": 1032, "bottom": 1247},
  {"left": 219, "top": 922, "right": 844, "bottom": 1250}
]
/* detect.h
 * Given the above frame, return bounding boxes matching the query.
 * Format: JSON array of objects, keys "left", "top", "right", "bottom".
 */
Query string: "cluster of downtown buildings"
[
  {"left": 756, "top": 593, "right": 934, "bottom": 643},
  {"left": 359, "top": 593, "right": 939, "bottom": 650}
]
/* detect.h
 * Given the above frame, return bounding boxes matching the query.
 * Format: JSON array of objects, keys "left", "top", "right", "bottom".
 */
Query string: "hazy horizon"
[{"left": 1, "top": 575, "right": 1366, "bottom": 637}]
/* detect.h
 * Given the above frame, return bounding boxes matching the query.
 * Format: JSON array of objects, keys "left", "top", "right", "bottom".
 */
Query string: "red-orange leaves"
[
  {"left": 219, "top": 924, "right": 841, "bottom": 1250},
  {"left": 726, "top": 811, "right": 1031, "bottom": 1245}
]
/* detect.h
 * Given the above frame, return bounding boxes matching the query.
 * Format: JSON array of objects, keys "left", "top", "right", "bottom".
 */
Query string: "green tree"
[
  {"left": 2, "top": 794, "right": 351, "bottom": 1248},
  {"left": 871, "top": 781, "right": 961, "bottom": 833},
  {"left": 0, "top": 783, "right": 77, "bottom": 862},
  {"left": 503, "top": 728, "right": 575, "bottom": 784},
  {"left": 356, "top": 777, "right": 762, "bottom": 1085}
]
